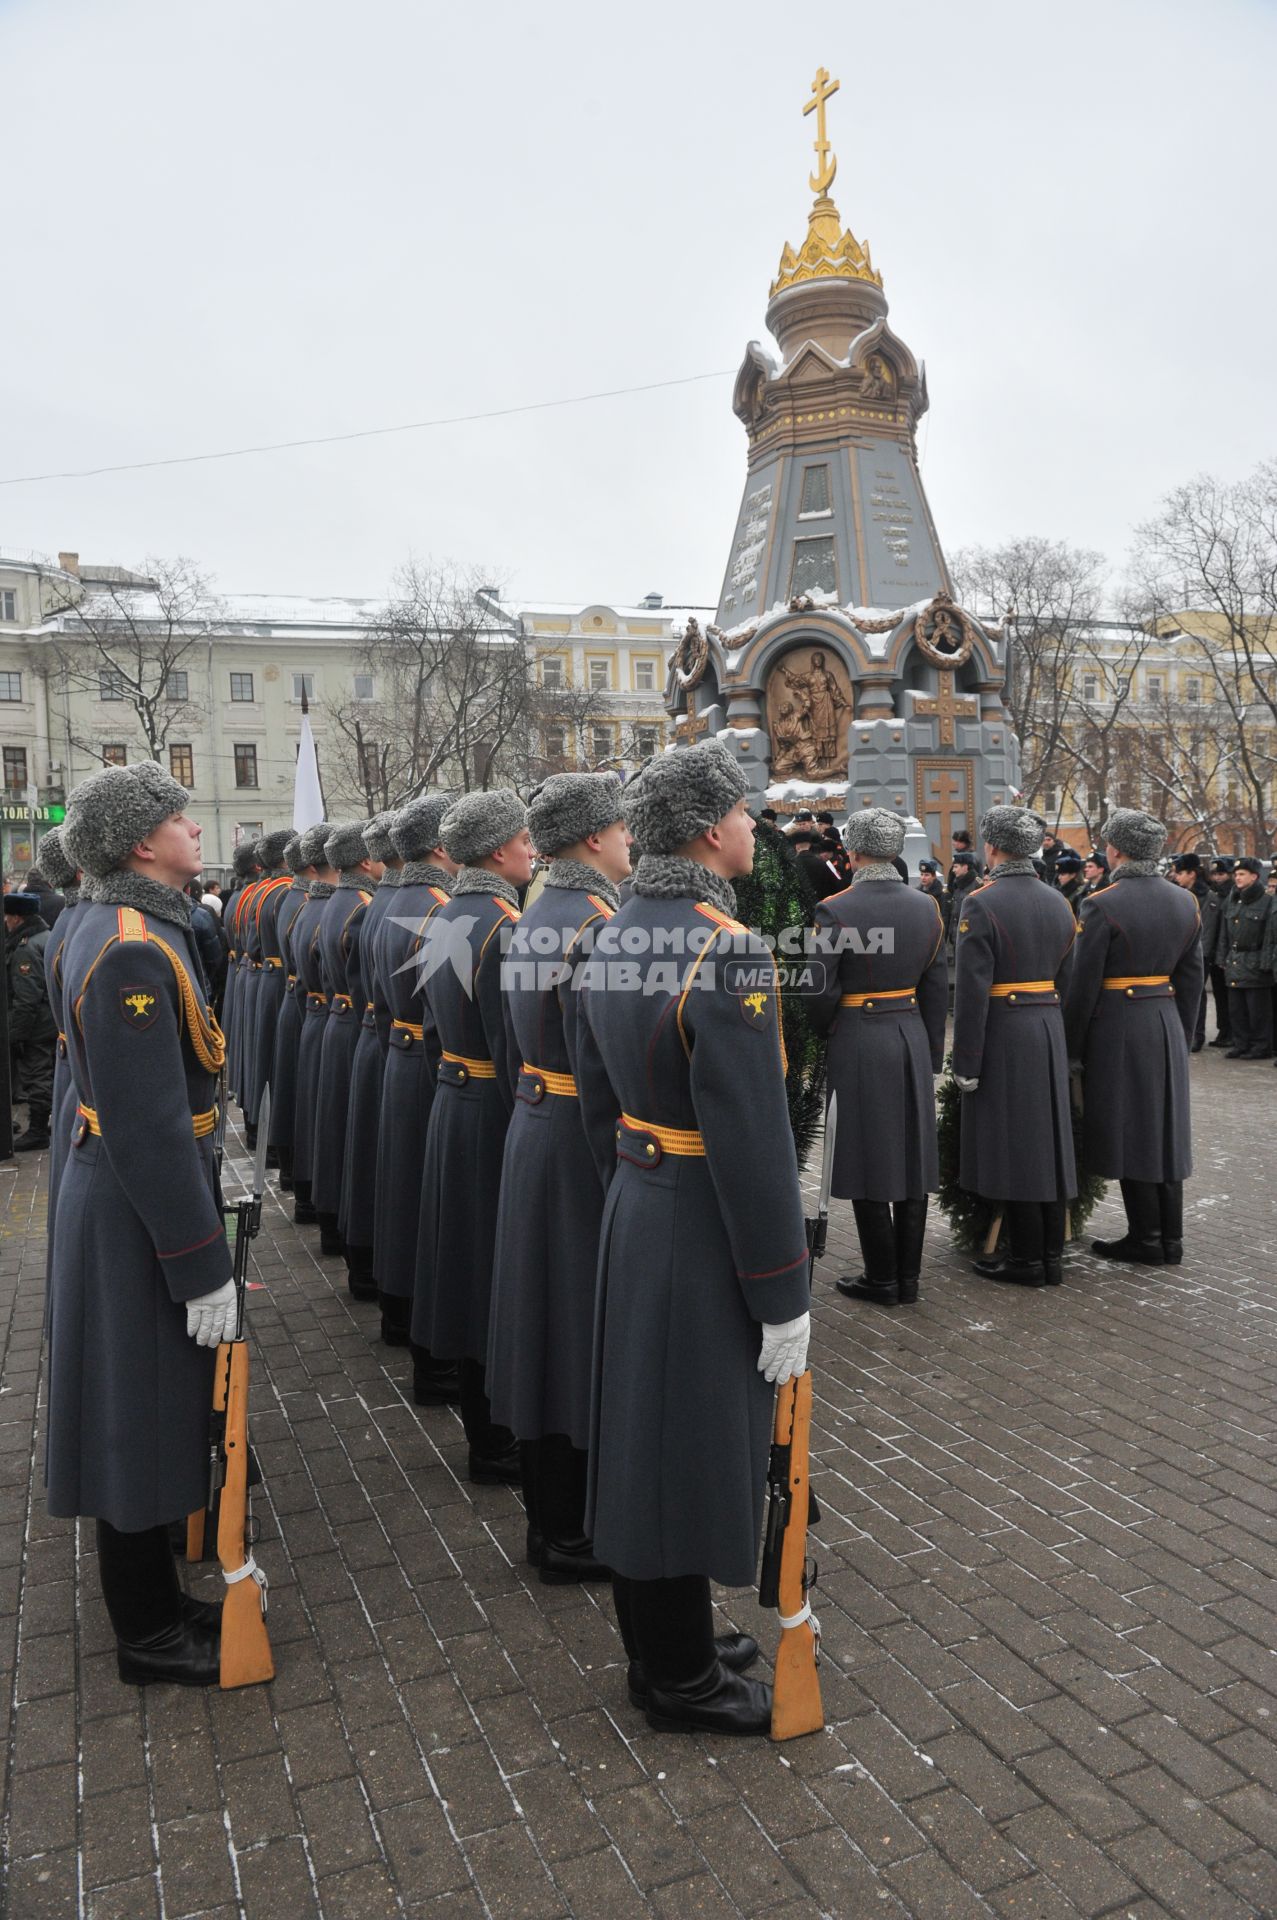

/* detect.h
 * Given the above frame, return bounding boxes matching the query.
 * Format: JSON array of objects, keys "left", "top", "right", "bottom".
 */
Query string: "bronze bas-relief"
[{"left": 766, "top": 646, "right": 855, "bottom": 778}]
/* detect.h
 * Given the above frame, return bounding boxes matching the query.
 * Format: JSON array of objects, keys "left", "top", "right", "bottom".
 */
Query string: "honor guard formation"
[{"left": 36, "top": 746, "right": 1220, "bottom": 1744}]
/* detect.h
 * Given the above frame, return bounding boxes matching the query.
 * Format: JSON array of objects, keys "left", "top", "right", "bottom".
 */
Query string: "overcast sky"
[{"left": 3, "top": 0, "right": 1273, "bottom": 609}]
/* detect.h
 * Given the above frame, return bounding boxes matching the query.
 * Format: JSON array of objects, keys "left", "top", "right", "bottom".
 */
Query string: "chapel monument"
[{"left": 665, "top": 68, "right": 1019, "bottom": 859}]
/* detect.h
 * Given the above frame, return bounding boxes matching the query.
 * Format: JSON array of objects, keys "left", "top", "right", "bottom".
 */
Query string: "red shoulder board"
[{"left": 694, "top": 902, "right": 747, "bottom": 936}]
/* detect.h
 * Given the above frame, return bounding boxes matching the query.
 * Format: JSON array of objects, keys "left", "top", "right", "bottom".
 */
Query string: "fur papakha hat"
[
  {"left": 324, "top": 821, "right": 369, "bottom": 871},
  {"left": 390, "top": 793, "right": 454, "bottom": 862},
  {"left": 36, "top": 826, "right": 78, "bottom": 890},
  {"left": 529, "top": 772, "right": 625, "bottom": 857},
  {"left": 843, "top": 806, "right": 906, "bottom": 860},
  {"left": 283, "top": 832, "right": 306, "bottom": 874},
  {"left": 1102, "top": 808, "right": 1166, "bottom": 863},
  {"left": 232, "top": 842, "right": 261, "bottom": 878},
  {"left": 440, "top": 790, "right": 527, "bottom": 865},
  {"left": 620, "top": 738, "right": 745, "bottom": 856},
  {"left": 361, "top": 810, "right": 400, "bottom": 864},
  {"left": 980, "top": 804, "right": 1046, "bottom": 858},
  {"left": 254, "top": 827, "right": 294, "bottom": 872},
  {"left": 64, "top": 763, "right": 190, "bottom": 880},
  {"left": 297, "top": 822, "right": 332, "bottom": 869}
]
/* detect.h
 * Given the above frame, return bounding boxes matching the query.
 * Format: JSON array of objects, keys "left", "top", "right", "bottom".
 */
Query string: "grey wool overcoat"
[
  {"left": 811, "top": 876, "right": 948, "bottom": 1201},
  {"left": 952, "top": 872, "right": 1079, "bottom": 1203},
  {"left": 43, "top": 895, "right": 91, "bottom": 1291},
  {"left": 1064, "top": 870, "right": 1203, "bottom": 1182},
  {"left": 310, "top": 883, "right": 373, "bottom": 1213},
  {"left": 290, "top": 886, "right": 333, "bottom": 1190},
  {"left": 577, "top": 891, "right": 810, "bottom": 1588},
  {"left": 487, "top": 882, "right": 618, "bottom": 1451},
  {"left": 410, "top": 884, "right": 521, "bottom": 1363},
  {"left": 46, "top": 897, "right": 230, "bottom": 1529},
  {"left": 267, "top": 883, "right": 309, "bottom": 1165},
  {"left": 373, "top": 874, "right": 452, "bottom": 1303},
  {"left": 245, "top": 877, "right": 292, "bottom": 1127},
  {"left": 339, "top": 878, "right": 398, "bottom": 1253}
]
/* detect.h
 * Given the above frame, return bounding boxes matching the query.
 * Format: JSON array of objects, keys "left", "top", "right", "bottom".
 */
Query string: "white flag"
[{"left": 293, "top": 710, "right": 324, "bottom": 830}]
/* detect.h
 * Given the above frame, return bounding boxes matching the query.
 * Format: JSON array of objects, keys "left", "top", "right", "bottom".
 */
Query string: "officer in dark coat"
[
  {"left": 952, "top": 806, "right": 1078, "bottom": 1288},
  {"left": 1221, "top": 858, "right": 1273, "bottom": 1058},
  {"left": 222, "top": 843, "right": 261, "bottom": 1104},
  {"left": 6, "top": 893, "right": 56, "bottom": 1149},
  {"left": 810, "top": 808, "right": 947, "bottom": 1306},
  {"left": 916, "top": 858, "right": 951, "bottom": 938},
  {"left": 412, "top": 791, "right": 532, "bottom": 1480},
  {"left": 1054, "top": 850, "right": 1087, "bottom": 922},
  {"left": 488, "top": 772, "right": 631, "bottom": 1583},
  {"left": 1064, "top": 809, "right": 1203, "bottom": 1265},
  {"left": 36, "top": 829, "right": 91, "bottom": 1262},
  {"left": 577, "top": 740, "right": 809, "bottom": 1737},
  {"left": 23, "top": 864, "right": 64, "bottom": 928},
  {"left": 289, "top": 825, "right": 337, "bottom": 1231},
  {"left": 266, "top": 832, "right": 315, "bottom": 1195},
  {"left": 374, "top": 795, "right": 455, "bottom": 1355},
  {"left": 310, "top": 824, "right": 379, "bottom": 1267},
  {"left": 338, "top": 812, "right": 402, "bottom": 1293},
  {"left": 1169, "top": 853, "right": 1211, "bottom": 1049},
  {"left": 53, "top": 762, "right": 236, "bottom": 1686},
  {"left": 1202, "top": 858, "right": 1235, "bottom": 1046},
  {"left": 241, "top": 828, "right": 294, "bottom": 1135}
]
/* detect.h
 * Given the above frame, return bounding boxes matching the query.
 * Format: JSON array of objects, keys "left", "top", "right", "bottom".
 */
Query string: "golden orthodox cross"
[
  {"left": 680, "top": 707, "right": 710, "bottom": 742},
  {"left": 804, "top": 67, "right": 840, "bottom": 196},
  {"left": 912, "top": 671, "right": 978, "bottom": 748}
]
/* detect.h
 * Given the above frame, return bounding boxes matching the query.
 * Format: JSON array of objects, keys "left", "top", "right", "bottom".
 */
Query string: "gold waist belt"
[
  {"left": 392, "top": 1019, "right": 424, "bottom": 1041},
  {"left": 441, "top": 1049, "right": 496, "bottom": 1080},
  {"left": 521, "top": 1063, "right": 578, "bottom": 1097},
  {"left": 306, "top": 992, "right": 328, "bottom": 1007},
  {"left": 841, "top": 988, "right": 916, "bottom": 1009},
  {"left": 989, "top": 980, "right": 1057, "bottom": 1000},
  {"left": 265, "top": 957, "right": 283, "bottom": 969},
  {"left": 1104, "top": 974, "right": 1171, "bottom": 991},
  {"left": 618, "top": 1113, "right": 706, "bottom": 1156},
  {"left": 78, "top": 1101, "right": 217, "bottom": 1139}
]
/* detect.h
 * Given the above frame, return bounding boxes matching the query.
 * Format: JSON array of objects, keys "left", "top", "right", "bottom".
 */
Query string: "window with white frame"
[
  {"left": 291, "top": 673, "right": 315, "bottom": 703},
  {"left": 540, "top": 656, "right": 565, "bottom": 690},
  {"left": 1146, "top": 674, "right": 1163, "bottom": 700},
  {"left": 635, "top": 725, "right": 660, "bottom": 760},
  {"left": 544, "top": 725, "right": 568, "bottom": 760},
  {"left": 1081, "top": 674, "right": 1099, "bottom": 702},
  {"left": 166, "top": 669, "right": 189, "bottom": 701},
  {"left": 588, "top": 658, "right": 612, "bottom": 691},
  {"left": 1185, "top": 677, "right": 1201, "bottom": 703},
  {"left": 589, "top": 723, "right": 613, "bottom": 763},
  {"left": 353, "top": 673, "right": 375, "bottom": 701},
  {"left": 230, "top": 671, "right": 254, "bottom": 702},
  {"left": 101, "top": 744, "right": 127, "bottom": 766},
  {"left": 634, "top": 658, "right": 656, "bottom": 691},
  {"left": 99, "top": 667, "right": 126, "bottom": 701},
  {"left": 0, "top": 671, "right": 21, "bottom": 702},
  {"left": 0, "top": 590, "right": 16, "bottom": 622}
]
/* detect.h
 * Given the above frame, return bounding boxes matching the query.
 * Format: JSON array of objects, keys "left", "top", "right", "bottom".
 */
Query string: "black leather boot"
[
  {"left": 410, "top": 1342, "right": 461, "bottom": 1404},
  {"left": 344, "top": 1245, "right": 378, "bottom": 1302},
  {"left": 644, "top": 1661, "right": 773, "bottom": 1736},
  {"left": 1158, "top": 1181, "right": 1184, "bottom": 1265},
  {"left": 317, "top": 1212, "right": 343, "bottom": 1257},
  {"left": 14, "top": 1115, "right": 50, "bottom": 1151},
  {"left": 838, "top": 1200, "right": 898, "bottom": 1304},
  {"left": 893, "top": 1198, "right": 928, "bottom": 1305},
  {"left": 293, "top": 1181, "right": 317, "bottom": 1225},
  {"left": 1094, "top": 1181, "right": 1164, "bottom": 1263},
  {"left": 459, "top": 1361, "right": 520, "bottom": 1484},
  {"left": 627, "top": 1633, "right": 759, "bottom": 1708},
  {"left": 468, "top": 1439, "right": 521, "bottom": 1486},
  {"left": 533, "top": 1435, "right": 608, "bottom": 1582},
  {"left": 99, "top": 1520, "right": 220, "bottom": 1688},
  {"left": 379, "top": 1292, "right": 412, "bottom": 1348},
  {"left": 1042, "top": 1202, "right": 1066, "bottom": 1287}
]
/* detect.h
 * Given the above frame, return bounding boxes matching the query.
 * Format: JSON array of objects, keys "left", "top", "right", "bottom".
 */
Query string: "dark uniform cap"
[
  {"left": 297, "top": 822, "right": 332, "bottom": 868},
  {"left": 440, "top": 790, "right": 527, "bottom": 865},
  {"left": 254, "top": 827, "right": 295, "bottom": 871},
  {"left": 390, "top": 793, "right": 454, "bottom": 861},
  {"left": 980, "top": 804, "right": 1046, "bottom": 857},
  {"left": 3, "top": 892, "right": 42, "bottom": 915},
  {"left": 36, "top": 826, "right": 78, "bottom": 890},
  {"left": 918, "top": 858, "right": 940, "bottom": 873},
  {"left": 1172, "top": 852, "right": 1201, "bottom": 874},
  {"left": 528, "top": 772, "right": 624, "bottom": 857},
  {"left": 1210, "top": 856, "right": 1235, "bottom": 874},
  {"left": 361, "top": 811, "right": 400, "bottom": 864},
  {"left": 1235, "top": 856, "right": 1263, "bottom": 876},
  {"left": 1055, "top": 851, "right": 1083, "bottom": 873},
  {"left": 621, "top": 738, "right": 746, "bottom": 856},
  {"left": 324, "top": 821, "right": 369, "bottom": 871},
  {"left": 64, "top": 763, "right": 190, "bottom": 880},
  {"left": 1103, "top": 808, "right": 1166, "bottom": 862}
]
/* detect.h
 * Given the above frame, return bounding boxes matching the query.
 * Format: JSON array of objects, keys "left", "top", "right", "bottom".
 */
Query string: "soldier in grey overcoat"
[
  {"left": 310, "top": 824, "right": 379, "bottom": 1268},
  {"left": 488, "top": 773, "right": 631, "bottom": 1583},
  {"left": 576, "top": 740, "right": 810, "bottom": 1738},
  {"left": 242, "top": 828, "right": 295, "bottom": 1137},
  {"left": 810, "top": 807, "right": 948, "bottom": 1307},
  {"left": 223, "top": 842, "right": 260, "bottom": 1106},
  {"left": 1065, "top": 809, "right": 1204, "bottom": 1264},
  {"left": 1221, "top": 858, "right": 1273, "bottom": 1058},
  {"left": 411, "top": 791, "right": 532, "bottom": 1482},
  {"left": 37, "top": 829, "right": 91, "bottom": 1279},
  {"left": 338, "top": 812, "right": 402, "bottom": 1290},
  {"left": 266, "top": 832, "right": 315, "bottom": 1196},
  {"left": 952, "top": 806, "right": 1079, "bottom": 1289},
  {"left": 373, "top": 796, "right": 455, "bottom": 1356},
  {"left": 51, "top": 762, "right": 238, "bottom": 1687},
  {"left": 289, "top": 826, "right": 337, "bottom": 1231}
]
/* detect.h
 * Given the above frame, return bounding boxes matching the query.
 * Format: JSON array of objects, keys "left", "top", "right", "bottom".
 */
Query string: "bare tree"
[
  {"left": 950, "top": 536, "right": 1108, "bottom": 816},
  {"left": 44, "top": 557, "right": 216, "bottom": 764},
  {"left": 1053, "top": 620, "right": 1161, "bottom": 843}
]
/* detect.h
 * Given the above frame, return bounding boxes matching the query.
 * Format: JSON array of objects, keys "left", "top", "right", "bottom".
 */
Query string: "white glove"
[
  {"left": 955, "top": 1075, "right": 980, "bottom": 1093},
  {"left": 758, "top": 1313, "right": 810, "bottom": 1384},
  {"left": 186, "top": 1280, "right": 238, "bottom": 1348}
]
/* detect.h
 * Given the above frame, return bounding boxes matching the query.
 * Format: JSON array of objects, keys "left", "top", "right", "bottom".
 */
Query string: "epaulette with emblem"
[
  {"left": 694, "top": 902, "right": 747, "bottom": 936},
  {"left": 117, "top": 907, "right": 148, "bottom": 943},
  {"left": 586, "top": 893, "right": 616, "bottom": 920}
]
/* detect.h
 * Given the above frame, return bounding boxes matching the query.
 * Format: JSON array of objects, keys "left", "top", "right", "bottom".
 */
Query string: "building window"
[
  {"left": 99, "top": 667, "right": 126, "bottom": 701},
  {"left": 3, "top": 746, "right": 26, "bottom": 792},
  {"left": 1081, "top": 675, "right": 1098, "bottom": 702},
  {"left": 634, "top": 659, "right": 657, "bottom": 692},
  {"left": 166, "top": 669, "right": 189, "bottom": 701},
  {"left": 353, "top": 673, "right": 375, "bottom": 701},
  {"left": 101, "top": 744, "right": 128, "bottom": 766},
  {"left": 589, "top": 724, "right": 613, "bottom": 763},
  {"left": 170, "top": 743, "right": 194, "bottom": 784},
  {"left": 1114, "top": 676, "right": 1130, "bottom": 698},
  {"left": 1185, "top": 677, "right": 1201, "bottom": 703},
  {"left": 234, "top": 744, "right": 259, "bottom": 789},
  {"left": 540, "top": 656, "right": 565, "bottom": 690},
  {"left": 0, "top": 590, "right": 16, "bottom": 622},
  {"left": 799, "top": 465, "right": 832, "bottom": 516},
  {"left": 292, "top": 673, "right": 315, "bottom": 703},
  {"left": 544, "top": 725, "right": 568, "bottom": 761},
  {"left": 237, "top": 821, "right": 263, "bottom": 846},
  {"left": 1146, "top": 674, "right": 1163, "bottom": 700},
  {"left": 789, "top": 535, "right": 837, "bottom": 598},
  {"left": 588, "top": 658, "right": 612, "bottom": 691},
  {"left": 0, "top": 672, "right": 21, "bottom": 702},
  {"left": 230, "top": 671, "right": 254, "bottom": 702},
  {"left": 635, "top": 725, "right": 660, "bottom": 760}
]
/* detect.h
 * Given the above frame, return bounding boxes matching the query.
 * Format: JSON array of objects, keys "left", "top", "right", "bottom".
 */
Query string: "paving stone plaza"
[{"left": 2, "top": 1040, "right": 1274, "bottom": 1920}]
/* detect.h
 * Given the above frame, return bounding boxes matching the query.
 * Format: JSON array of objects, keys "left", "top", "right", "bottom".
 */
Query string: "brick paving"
[{"left": 2, "top": 1041, "right": 1275, "bottom": 1918}]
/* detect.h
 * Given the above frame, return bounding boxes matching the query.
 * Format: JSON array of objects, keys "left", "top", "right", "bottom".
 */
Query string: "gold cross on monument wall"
[
  {"left": 803, "top": 67, "right": 840, "bottom": 196},
  {"left": 912, "top": 671, "right": 979, "bottom": 747},
  {"left": 679, "top": 707, "right": 710, "bottom": 742}
]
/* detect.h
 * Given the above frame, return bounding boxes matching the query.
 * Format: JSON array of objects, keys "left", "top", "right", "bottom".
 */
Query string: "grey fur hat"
[
  {"left": 254, "top": 827, "right": 294, "bottom": 872},
  {"left": 297, "top": 822, "right": 332, "bottom": 869},
  {"left": 324, "top": 821, "right": 369, "bottom": 871},
  {"left": 440, "top": 790, "right": 527, "bottom": 865},
  {"left": 1102, "top": 808, "right": 1166, "bottom": 862},
  {"left": 362, "top": 810, "right": 400, "bottom": 864},
  {"left": 843, "top": 807, "right": 905, "bottom": 860},
  {"left": 529, "top": 772, "right": 625, "bottom": 857},
  {"left": 621, "top": 738, "right": 746, "bottom": 856},
  {"left": 37, "top": 826, "right": 78, "bottom": 890},
  {"left": 64, "top": 763, "right": 190, "bottom": 880},
  {"left": 283, "top": 832, "right": 306, "bottom": 874},
  {"left": 391, "top": 793, "right": 454, "bottom": 862},
  {"left": 232, "top": 842, "right": 261, "bottom": 878},
  {"left": 980, "top": 804, "right": 1046, "bottom": 858}
]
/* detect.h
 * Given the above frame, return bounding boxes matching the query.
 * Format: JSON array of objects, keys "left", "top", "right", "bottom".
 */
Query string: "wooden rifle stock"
[
  {"left": 768, "top": 1370, "right": 823, "bottom": 1741},
  {"left": 215, "top": 1336, "right": 274, "bottom": 1688}
]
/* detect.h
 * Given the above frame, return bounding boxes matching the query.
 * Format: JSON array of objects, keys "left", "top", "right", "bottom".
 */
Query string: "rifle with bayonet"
[
  {"left": 186, "top": 1088, "right": 274, "bottom": 1689},
  {"left": 759, "top": 1092, "right": 835, "bottom": 1741}
]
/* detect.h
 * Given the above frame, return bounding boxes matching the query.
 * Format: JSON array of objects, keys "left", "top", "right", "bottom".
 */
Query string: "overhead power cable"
[{"left": 0, "top": 368, "right": 736, "bottom": 488}]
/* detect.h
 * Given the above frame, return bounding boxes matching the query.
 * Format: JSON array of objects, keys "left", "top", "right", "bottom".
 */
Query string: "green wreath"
[
  {"left": 935, "top": 1059, "right": 1107, "bottom": 1254},
  {"left": 735, "top": 822, "right": 826, "bottom": 1172}
]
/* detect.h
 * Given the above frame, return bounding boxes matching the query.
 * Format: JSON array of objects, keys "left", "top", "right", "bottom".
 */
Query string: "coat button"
[
  {"left": 1009, "top": 994, "right": 1017, "bottom": 1003},
  {"left": 1126, "top": 988, "right": 1134, "bottom": 998},
  {"left": 646, "top": 1143, "right": 655, "bottom": 1157}
]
